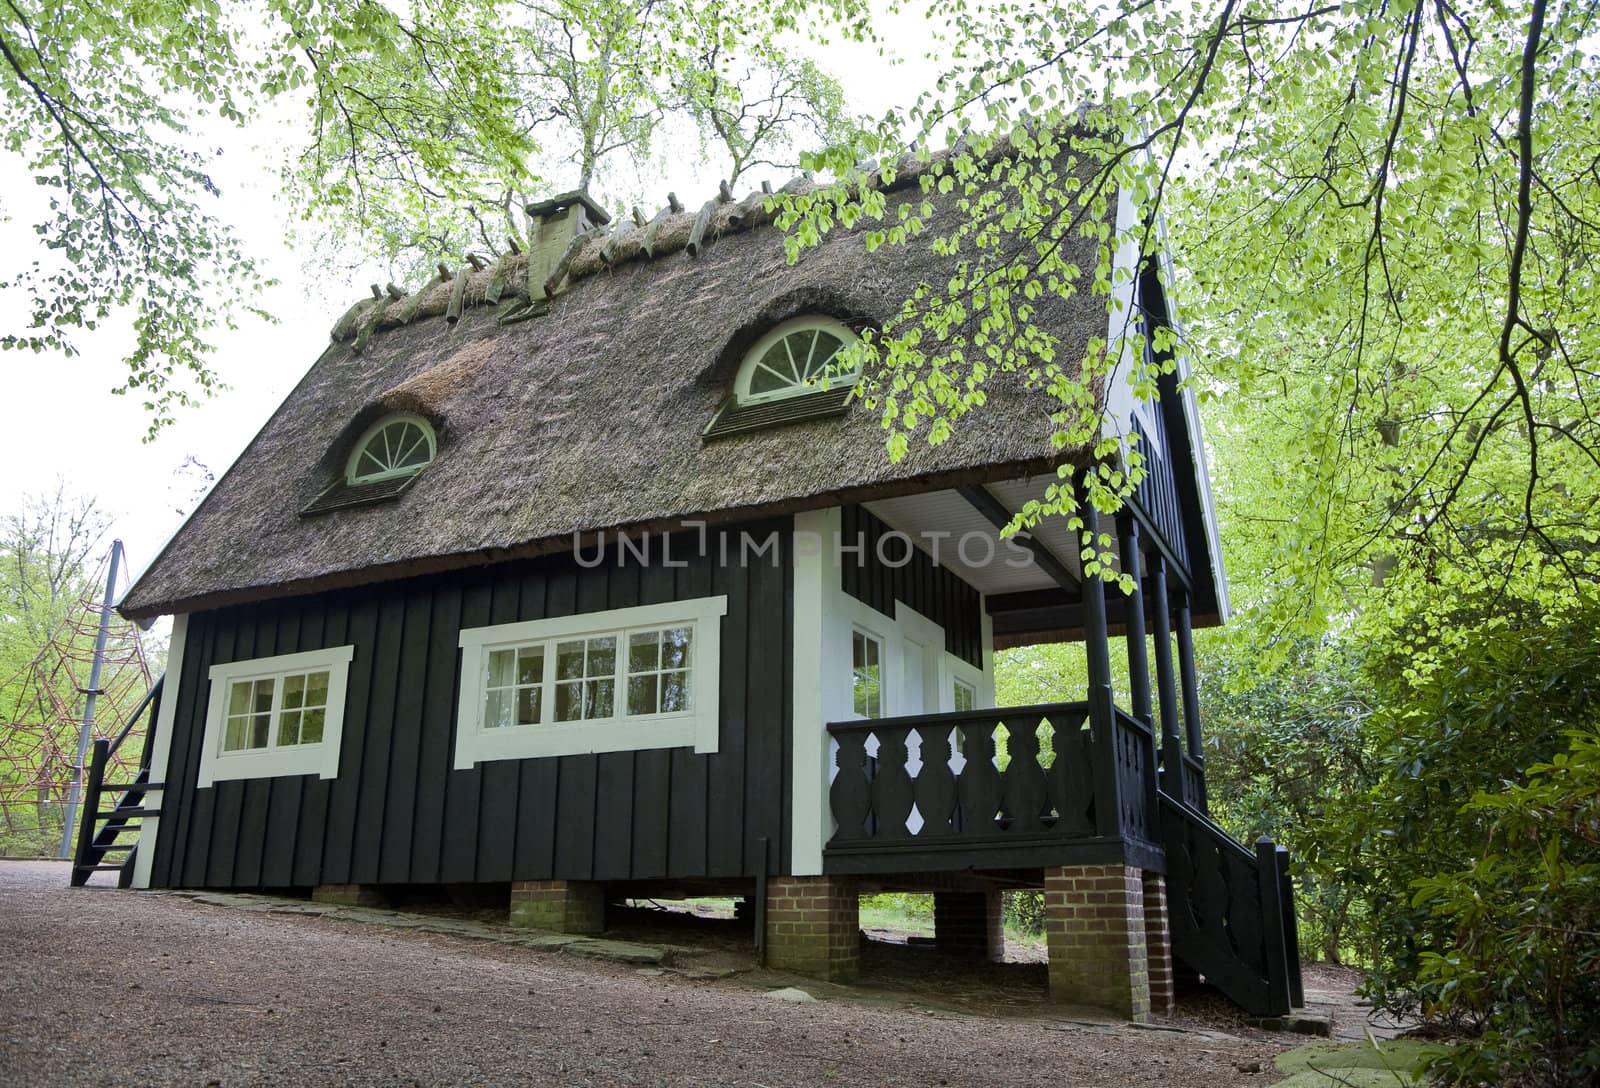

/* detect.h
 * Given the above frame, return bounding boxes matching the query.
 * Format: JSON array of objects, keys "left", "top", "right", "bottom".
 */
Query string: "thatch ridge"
[{"left": 327, "top": 129, "right": 1058, "bottom": 343}]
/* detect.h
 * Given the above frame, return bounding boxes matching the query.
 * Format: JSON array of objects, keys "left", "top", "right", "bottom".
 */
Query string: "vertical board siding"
[
  {"left": 150, "top": 519, "right": 792, "bottom": 889},
  {"left": 840, "top": 505, "right": 984, "bottom": 667}
]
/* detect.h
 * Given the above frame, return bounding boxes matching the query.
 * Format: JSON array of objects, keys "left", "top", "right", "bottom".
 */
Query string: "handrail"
[
  {"left": 826, "top": 700, "right": 1092, "bottom": 736},
  {"left": 109, "top": 673, "right": 164, "bottom": 757},
  {"left": 1110, "top": 705, "right": 1156, "bottom": 739}
]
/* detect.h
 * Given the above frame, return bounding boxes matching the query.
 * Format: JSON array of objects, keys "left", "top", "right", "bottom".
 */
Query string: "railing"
[
  {"left": 825, "top": 701, "right": 1161, "bottom": 871},
  {"left": 1131, "top": 414, "right": 1188, "bottom": 564},
  {"left": 71, "top": 675, "right": 165, "bottom": 888},
  {"left": 1159, "top": 793, "right": 1298, "bottom": 1016},
  {"left": 1179, "top": 753, "right": 1209, "bottom": 813},
  {"left": 1111, "top": 708, "right": 1159, "bottom": 845}
]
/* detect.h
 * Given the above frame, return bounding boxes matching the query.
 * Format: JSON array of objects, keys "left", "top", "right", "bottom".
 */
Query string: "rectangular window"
[
  {"left": 455, "top": 597, "right": 727, "bottom": 767},
  {"left": 199, "top": 646, "right": 355, "bottom": 787},
  {"left": 952, "top": 677, "right": 977, "bottom": 712},
  {"left": 852, "top": 629, "right": 883, "bottom": 718}
]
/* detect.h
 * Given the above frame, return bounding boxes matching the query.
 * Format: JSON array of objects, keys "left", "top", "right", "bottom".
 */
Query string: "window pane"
[
  {"left": 555, "top": 681, "right": 583, "bottom": 721},
  {"left": 852, "top": 632, "right": 866, "bottom": 671},
  {"left": 953, "top": 680, "right": 975, "bottom": 712},
  {"left": 748, "top": 364, "right": 791, "bottom": 395},
  {"left": 304, "top": 670, "right": 330, "bottom": 708},
  {"left": 249, "top": 714, "right": 271, "bottom": 749},
  {"left": 556, "top": 641, "right": 585, "bottom": 680},
  {"left": 282, "top": 673, "right": 306, "bottom": 711},
  {"left": 488, "top": 648, "right": 516, "bottom": 688},
  {"left": 516, "top": 647, "right": 544, "bottom": 686},
  {"left": 661, "top": 628, "right": 692, "bottom": 669},
  {"left": 224, "top": 716, "right": 248, "bottom": 752},
  {"left": 277, "top": 709, "right": 302, "bottom": 747},
  {"left": 300, "top": 707, "right": 325, "bottom": 744},
  {"left": 251, "top": 679, "right": 274, "bottom": 716},
  {"left": 628, "top": 632, "right": 659, "bottom": 673},
  {"left": 228, "top": 681, "right": 252, "bottom": 717},
  {"left": 516, "top": 687, "right": 541, "bottom": 726},
  {"left": 587, "top": 637, "right": 616, "bottom": 676},
  {"left": 586, "top": 678, "right": 614, "bottom": 719},
  {"left": 759, "top": 341, "right": 797, "bottom": 382},
  {"left": 484, "top": 688, "right": 513, "bottom": 730},
  {"left": 661, "top": 671, "right": 689, "bottom": 714},
  {"left": 627, "top": 673, "right": 658, "bottom": 716}
]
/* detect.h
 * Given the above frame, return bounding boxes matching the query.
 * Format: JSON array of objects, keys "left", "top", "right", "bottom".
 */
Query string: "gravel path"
[{"left": 0, "top": 861, "right": 1288, "bottom": 1087}]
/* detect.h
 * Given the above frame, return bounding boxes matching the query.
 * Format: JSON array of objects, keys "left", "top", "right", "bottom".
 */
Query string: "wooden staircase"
[
  {"left": 70, "top": 676, "right": 164, "bottom": 888},
  {"left": 1159, "top": 791, "right": 1304, "bottom": 1016}
]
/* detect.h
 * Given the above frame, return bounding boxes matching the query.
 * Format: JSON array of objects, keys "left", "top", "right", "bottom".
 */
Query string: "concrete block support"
[
  {"left": 933, "top": 890, "right": 1005, "bottom": 961},
  {"left": 312, "top": 884, "right": 385, "bottom": 907},
  {"left": 765, "top": 875, "right": 859, "bottom": 983},
  {"left": 510, "top": 879, "right": 606, "bottom": 934},
  {"left": 1043, "top": 864, "right": 1152, "bottom": 1021},
  {"left": 1143, "top": 871, "right": 1175, "bottom": 1016}
]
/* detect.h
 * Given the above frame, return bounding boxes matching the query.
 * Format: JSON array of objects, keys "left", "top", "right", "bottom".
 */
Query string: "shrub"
[{"left": 1410, "top": 728, "right": 1600, "bottom": 1087}]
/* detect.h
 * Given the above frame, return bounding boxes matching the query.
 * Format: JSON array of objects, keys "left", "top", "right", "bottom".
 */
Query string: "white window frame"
[
  {"left": 346, "top": 413, "right": 437, "bottom": 485},
  {"left": 197, "top": 646, "right": 355, "bottom": 788},
  {"left": 849, "top": 625, "right": 888, "bottom": 720},
  {"left": 454, "top": 596, "right": 727, "bottom": 767},
  {"left": 952, "top": 676, "right": 978, "bottom": 712},
  {"left": 734, "top": 316, "right": 860, "bottom": 406}
]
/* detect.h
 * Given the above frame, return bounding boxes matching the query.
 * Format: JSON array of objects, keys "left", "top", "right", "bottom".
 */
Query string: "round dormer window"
[
  {"left": 346, "top": 414, "right": 436, "bottom": 485},
  {"left": 734, "top": 317, "right": 860, "bottom": 406}
]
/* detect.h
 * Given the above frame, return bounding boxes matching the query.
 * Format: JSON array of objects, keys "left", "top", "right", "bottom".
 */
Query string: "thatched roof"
[{"left": 121, "top": 152, "right": 1112, "bottom": 620}]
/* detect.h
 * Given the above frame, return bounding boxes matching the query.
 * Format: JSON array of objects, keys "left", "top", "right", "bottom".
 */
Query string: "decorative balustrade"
[
  {"left": 1160, "top": 794, "right": 1298, "bottom": 1016},
  {"left": 1111, "top": 708, "right": 1159, "bottom": 845},
  {"left": 825, "top": 701, "right": 1161, "bottom": 869},
  {"left": 1180, "top": 753, "right": 1209, "bottom": 812}
]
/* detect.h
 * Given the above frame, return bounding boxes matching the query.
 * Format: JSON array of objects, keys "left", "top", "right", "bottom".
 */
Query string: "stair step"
[
  {"left": 74, "top": 864, "right": 130, "bottom": 873},
  {"left": 102, "top": 782, "right": 163, "bottom": 791},
  {"left": 97, "top": 808, "right": 162, "bottom": 819},
  {"left": 94, "top": 841, "right": 137, "bottom": 851}
]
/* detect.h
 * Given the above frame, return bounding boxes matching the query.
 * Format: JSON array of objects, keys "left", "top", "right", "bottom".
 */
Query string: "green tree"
[
  {"left": 2, "top": 0, "right": 855, "bottom": 430},
  {"left": 286, "top": 0, "right": 859, "bottom": 273},
  {"left": 781, "top": 0, "right": 1598, "bottom": 624}
]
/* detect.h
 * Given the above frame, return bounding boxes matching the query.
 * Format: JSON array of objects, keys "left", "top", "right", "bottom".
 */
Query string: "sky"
[{"left": 0, "top": 11, "right": 941, "bottom": 607}]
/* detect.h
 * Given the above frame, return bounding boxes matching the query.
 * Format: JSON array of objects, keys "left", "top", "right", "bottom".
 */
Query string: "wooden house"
[{"left": 88, "top": 147, "right": 1302, "bottom": 1021}]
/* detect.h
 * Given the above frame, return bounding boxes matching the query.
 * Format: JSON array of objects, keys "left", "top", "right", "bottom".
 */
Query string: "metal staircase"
[{"left": 70, "top": 676, "right": 164, "bottom": 888}]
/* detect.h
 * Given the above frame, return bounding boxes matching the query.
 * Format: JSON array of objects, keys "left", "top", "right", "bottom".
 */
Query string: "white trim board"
[{"left": 131, "top": 613, "right": 186, "bottom": 890}]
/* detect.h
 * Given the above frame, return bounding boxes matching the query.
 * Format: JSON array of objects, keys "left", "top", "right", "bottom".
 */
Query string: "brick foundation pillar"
[
  {"left": 1043, "top": 864, "right": 1152, "bottom": 1021},
  {"left": 765, "top": 876, "right": 859, "bottom": 983},
  {"left": 312, "top": 884, "right": 384, "bottom": 907},
  {"left": 509, "top": 880, "right": 605, "bottom": 934},
  {"left": 933, "top": 890, "right": 1005, "bottom": 961},
  {"left": 1142, "top": 871, "right": 1175, "bottom": 1016}
]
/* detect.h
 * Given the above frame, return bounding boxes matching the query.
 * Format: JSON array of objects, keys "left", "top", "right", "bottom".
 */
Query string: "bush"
[
  {"left": 1004, "top": 890, "right": 1044, "bottom": 936},
  {"left": 1410, "top": 728, "right": 1600, "bottom": 1087}
]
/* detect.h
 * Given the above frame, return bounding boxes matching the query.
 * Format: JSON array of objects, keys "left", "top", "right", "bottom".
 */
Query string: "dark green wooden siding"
[
  {"left": 150, "top": 520, "right": 793, "bottom": 889},
  {"left": 840, "top": 504, "right": 984, "bottom": 667}
]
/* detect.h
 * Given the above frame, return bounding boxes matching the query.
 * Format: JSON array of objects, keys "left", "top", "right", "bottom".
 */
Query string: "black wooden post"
[
  {"left": 1148, "top": 555, "right": 1185, "bottom": 797},
  {"left": 1175, "top": 589, "right": 1206, "bottom": 809},
  {"left": 1117, "top": 515, "right": 1153, "bottom": 727},
  {"left": 1079, "top": 481, "right": 1121, "bottom": 840},
  {"left": 1277, "top": 845, "right": 1304, "bottom": 1008},
  {"left": 69, "top": 738, "right": 109, "bottom": 887},
  {"left": 1256, "top": 837, "right": 1293, "bottom": 1016}
]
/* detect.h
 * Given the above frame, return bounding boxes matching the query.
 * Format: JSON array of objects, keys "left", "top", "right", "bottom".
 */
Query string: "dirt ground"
[{"left": 2, "top": 861, "right": 1311, "bottom": 1087}]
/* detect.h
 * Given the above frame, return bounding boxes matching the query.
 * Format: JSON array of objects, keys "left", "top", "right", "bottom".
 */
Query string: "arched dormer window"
[
  {"left": 734, "top": 317, "right": 860, "bottom": 406},
  {"left": 346, "top": 414, "right": 436, "bottom": 485}
]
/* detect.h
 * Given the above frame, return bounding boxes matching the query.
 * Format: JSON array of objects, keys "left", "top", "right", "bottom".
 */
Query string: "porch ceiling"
[{"left": 864, "top": 476, "right": 1107, "bottom": 599}]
